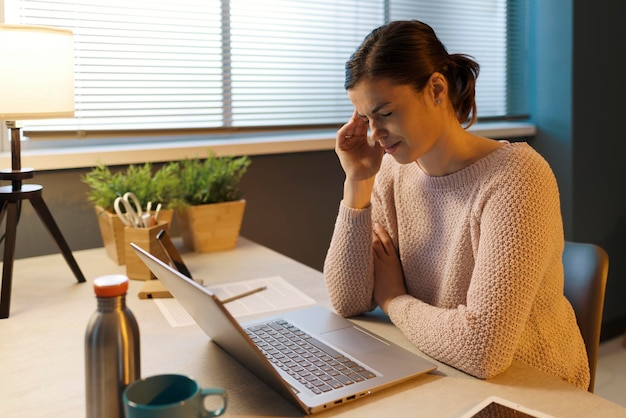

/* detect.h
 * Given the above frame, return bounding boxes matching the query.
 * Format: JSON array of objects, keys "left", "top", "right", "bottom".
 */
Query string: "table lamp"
[{"left": 0, "top": 24, "right": 85, "bottom": 319}]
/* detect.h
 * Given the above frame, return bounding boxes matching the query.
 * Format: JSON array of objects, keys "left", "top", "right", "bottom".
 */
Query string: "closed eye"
[{"left": 356, "top": 111, "right": 390, "bottom": 123}]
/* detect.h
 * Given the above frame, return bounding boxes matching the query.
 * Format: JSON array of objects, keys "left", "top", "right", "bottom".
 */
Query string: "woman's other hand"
[{"left": 372, "top": 222, "right": 407, "bottom": 313}]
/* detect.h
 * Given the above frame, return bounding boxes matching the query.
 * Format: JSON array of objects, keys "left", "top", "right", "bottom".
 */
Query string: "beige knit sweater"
[{"left": 323, "top": 142, "right": 590, "bottom": 390}]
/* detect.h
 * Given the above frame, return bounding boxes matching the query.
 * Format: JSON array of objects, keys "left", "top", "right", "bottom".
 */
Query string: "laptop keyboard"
[{"left": 246, "top": 319, "right": 376, "bottom": 395}]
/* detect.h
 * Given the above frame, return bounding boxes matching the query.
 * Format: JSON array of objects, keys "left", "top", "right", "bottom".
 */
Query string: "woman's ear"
[{"left": 428, "top": 72, "right": 447, "bottom": 105}]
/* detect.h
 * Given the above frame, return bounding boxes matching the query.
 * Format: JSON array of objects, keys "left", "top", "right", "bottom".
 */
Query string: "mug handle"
[{"left": 201, "top": 388, "right": 228, "bottom": 417}]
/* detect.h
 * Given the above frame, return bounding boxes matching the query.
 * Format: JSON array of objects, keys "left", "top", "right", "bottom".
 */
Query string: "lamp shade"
[{"left": 0, "top": 25, "right": 75, "bottom": 120}]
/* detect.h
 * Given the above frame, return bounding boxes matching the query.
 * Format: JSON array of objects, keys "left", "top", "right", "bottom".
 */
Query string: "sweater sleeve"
[
  {"left": 387, "top": 148, "right": 565, "bottom": 380},
  {"left": 323, "top": 202, "right": 376, "bottom": 316},
  {"left": 323, "top": 157, "right": 398, "bottom": 317}
]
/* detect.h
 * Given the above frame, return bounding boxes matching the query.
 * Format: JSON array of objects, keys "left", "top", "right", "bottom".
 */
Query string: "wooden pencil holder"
[
  {"left": 95, "top": 206, "right": 127, "bottom": 265},
  {"left": 124, "top": 221, "right": 170, "bottom": 280}
]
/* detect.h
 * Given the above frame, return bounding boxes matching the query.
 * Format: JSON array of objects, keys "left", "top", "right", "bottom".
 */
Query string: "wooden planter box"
[
  {"left": 95, "top": 205, "right": 174, "bottom": 265},
  {"left": 178, "top": 199, "right": 246, "bottom": 253}
]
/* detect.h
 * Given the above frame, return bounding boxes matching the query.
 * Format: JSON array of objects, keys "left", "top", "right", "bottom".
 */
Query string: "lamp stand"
[{"left": 0, "top": 122, "right": 86, "bottom": 318}]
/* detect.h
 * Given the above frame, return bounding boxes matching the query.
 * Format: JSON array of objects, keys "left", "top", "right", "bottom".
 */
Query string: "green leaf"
[{"left": 167, "top": 150, "right": 251, "bottom": 207}]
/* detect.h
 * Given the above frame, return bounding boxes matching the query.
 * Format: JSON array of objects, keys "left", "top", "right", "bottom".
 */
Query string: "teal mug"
[{"left": 123, "top": 374, "right": 227, "bottom": 417}]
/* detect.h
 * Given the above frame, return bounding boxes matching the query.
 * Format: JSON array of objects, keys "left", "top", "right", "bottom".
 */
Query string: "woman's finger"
[
  {"left": 340, "top": 111, "right": 368, "bottom": 136},
  {"left": 373, "top": 223, "right": 394, "bottom": 257}
]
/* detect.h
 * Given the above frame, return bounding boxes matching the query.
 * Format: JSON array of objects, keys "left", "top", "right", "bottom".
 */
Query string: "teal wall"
[
  {"left": 529, "top": 0, "right": 574, "bottom": 237},
  {"left": 530, "top": 0, "right": 626, "bottom": 337}
]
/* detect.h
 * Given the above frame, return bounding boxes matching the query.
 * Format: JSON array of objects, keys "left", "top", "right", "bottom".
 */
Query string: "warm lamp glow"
[{"left": 0, "top": 24, "right": 75, "bottom": 120}]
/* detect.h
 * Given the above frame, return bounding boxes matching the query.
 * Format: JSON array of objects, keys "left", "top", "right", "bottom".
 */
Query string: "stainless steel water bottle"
[{"left": 85, "top": 274, "right": 140, "bottom": 418}]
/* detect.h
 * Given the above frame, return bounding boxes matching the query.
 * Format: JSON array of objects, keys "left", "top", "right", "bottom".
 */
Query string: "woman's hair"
[{"left": 345, "top": 20, "right": 480, "bottom": 127}]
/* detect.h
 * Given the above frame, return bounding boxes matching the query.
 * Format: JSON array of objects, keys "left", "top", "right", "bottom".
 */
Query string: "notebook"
[{"left": 131, "top": 243, "right": 437, "bottom": 414}]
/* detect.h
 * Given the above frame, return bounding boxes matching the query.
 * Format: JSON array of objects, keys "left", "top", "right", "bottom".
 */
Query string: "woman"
[{"left": 323, "top": 20, "right": 589, "bottom": 389}]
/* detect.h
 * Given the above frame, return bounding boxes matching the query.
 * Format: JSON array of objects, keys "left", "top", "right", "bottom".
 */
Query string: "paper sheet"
[{"left": 154, "top": 276, "right": 316, "bottom": 327}]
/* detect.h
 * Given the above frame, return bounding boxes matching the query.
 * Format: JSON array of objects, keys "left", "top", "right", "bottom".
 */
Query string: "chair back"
[{"left": 562, "top": 241, "right": 609, "bottom": 392}]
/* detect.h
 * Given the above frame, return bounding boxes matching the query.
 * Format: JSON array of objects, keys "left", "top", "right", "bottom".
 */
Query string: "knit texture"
[{"left": 323, "top": 142, "right": 590, "bottom": 389}]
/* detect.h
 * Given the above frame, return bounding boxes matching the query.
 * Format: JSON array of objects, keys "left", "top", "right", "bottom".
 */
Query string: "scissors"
[{"left": 114, "top": 192, "right": 144, "bottom": 228}]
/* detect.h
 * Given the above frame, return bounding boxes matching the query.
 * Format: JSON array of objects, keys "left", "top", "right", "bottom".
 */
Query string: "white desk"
[{"left": 1, "top": 238, "right": 625, "bottom": 417}]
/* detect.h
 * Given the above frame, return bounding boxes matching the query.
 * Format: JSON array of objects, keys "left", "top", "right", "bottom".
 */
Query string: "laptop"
[{"left": 131, "top": 243, "right": 437, "bottom": 414}]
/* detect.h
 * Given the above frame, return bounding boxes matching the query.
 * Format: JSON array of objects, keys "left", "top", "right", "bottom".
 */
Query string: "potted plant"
[
  {"left": 167, "top": 151, "right": 251, "bottom": 253},
  {"left": 82, "top": 162, "right": 179, "bottom": 264}
]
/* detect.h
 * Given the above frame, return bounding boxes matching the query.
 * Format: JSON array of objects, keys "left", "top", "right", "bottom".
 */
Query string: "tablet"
[
  {"left": 156, "top": 228, "right": 193, "bottom": 279},
  {"left": 459, "top": 396, "right": 555, "bottom": 418}
]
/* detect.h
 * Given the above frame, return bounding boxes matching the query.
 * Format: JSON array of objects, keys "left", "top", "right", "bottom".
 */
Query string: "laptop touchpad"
[{"left": 321, "top": 326, "right": 389, "bottom": 354}]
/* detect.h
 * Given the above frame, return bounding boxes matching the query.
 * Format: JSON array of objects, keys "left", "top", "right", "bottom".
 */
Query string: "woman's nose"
[{"left": 370, "top": 121, "right": 387, "bottom": 141}]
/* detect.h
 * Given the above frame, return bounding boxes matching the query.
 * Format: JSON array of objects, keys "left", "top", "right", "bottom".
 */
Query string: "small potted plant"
[
  {"left": 82, "top": 162, "right": 179, "bottom": 264},
  {"left": 167, "top": 150, "right": 251, "bottom": 253}
]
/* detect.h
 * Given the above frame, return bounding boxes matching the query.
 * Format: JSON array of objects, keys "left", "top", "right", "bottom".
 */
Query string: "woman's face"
[{"left": 347, "top": 78, "right": 442, "bottom": 165}]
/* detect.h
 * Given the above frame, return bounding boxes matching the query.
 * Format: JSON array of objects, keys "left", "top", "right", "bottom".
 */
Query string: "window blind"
[
  {"left": 228, "top": 0, "right": 382, "bottom": 127},
  {"left": 390, "top": 0, "right": 527, "bottom": 118},
  {"left": 10, "top": 0, "right": 527, "bottom": 137}
]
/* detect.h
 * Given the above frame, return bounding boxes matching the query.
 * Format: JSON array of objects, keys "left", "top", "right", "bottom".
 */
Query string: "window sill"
[{"left": 1, "top": 121, "right": 536, "bottom": 171}]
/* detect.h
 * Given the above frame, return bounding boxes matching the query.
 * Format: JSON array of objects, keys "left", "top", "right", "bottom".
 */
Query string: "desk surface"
[{"left": 1, "top": 238, "right": 625, "bottom": 418}]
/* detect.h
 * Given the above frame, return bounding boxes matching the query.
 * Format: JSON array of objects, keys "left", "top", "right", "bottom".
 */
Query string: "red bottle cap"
[{"left": 93, "top": 275, "right": 129, "bottom": 297}]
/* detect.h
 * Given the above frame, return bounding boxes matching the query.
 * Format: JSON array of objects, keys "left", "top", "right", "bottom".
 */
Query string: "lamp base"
[
  {"left": 0, "top": 167, "right": 34, "bottom": 181},
  {"left": 0, "top": 183, "right": 86, "bottom": 319}
]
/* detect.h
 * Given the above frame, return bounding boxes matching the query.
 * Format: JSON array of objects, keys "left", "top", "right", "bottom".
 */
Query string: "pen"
[
  {"left": 141, "top": 212, "right": 153, "bottom": 228},
  {"left": 222, "top": 286, "right": 267, "bottom": 304},
  {"left": 153, "top": 203, "right": 162, "bottom": 224}
]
